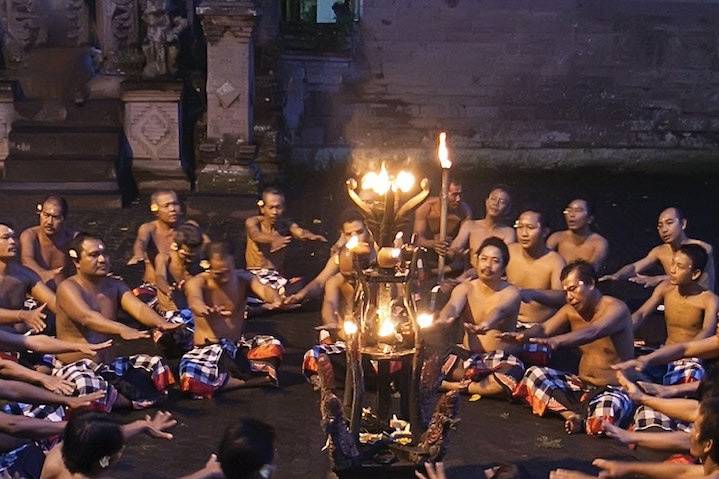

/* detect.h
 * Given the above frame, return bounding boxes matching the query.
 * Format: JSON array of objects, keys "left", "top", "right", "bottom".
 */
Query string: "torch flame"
[
  {"left": 362, "top": 163, "right": 391, "bottom": 195},
  {"left": 438, "top": 132, "right": 451, "bottom": 169},
  {"left": 345, "top": 234, "right": 359, "bottom": 251}
]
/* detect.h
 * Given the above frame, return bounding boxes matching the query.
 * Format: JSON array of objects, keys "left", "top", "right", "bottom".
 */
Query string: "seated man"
[
  {"left": 546, "top": 199, "right": 609, "bottom": 271},
  {"left": 245, "top": 187, "right": 327, "bottom": 302},
  {"left": 437, "top": 237, "right": 525, "bottom": 399},
  {"left": 127, "top": 190, "right": 184, "bottom": 285},
  {"left": 601, "top": 207, "right": 715, "bottom": 291},
  {"left": 40, "top": 410, "right": 176, "bottom": 479},
  {"left": 53, "top": 233, "right": 179, "bottom": 412},
  {"left": 0, "top": 222, "right": 58, "bottom": 334},
  {"left": 506, "top": 209, "right": 565, "bottom": 366},
  {"left": 447, "top": 185, "right": 515, "bottom": 261},
  {"left": 20, "top": 196, "right": 76, "bottom": 289},
  {"left": 179, "top": 243, "right": 285, "bottom": 398},
  {"left": 629, "top": 244, "right": 717, "bottom": 421},
  {"left": 152, "top": 222, "right": 206, "bottom": 356},
  {"left": 506, "top": 261, "right": 636, "bottom": 435},
  {"left": 412, "top": 177, "right": 471, "bottom": 275}
]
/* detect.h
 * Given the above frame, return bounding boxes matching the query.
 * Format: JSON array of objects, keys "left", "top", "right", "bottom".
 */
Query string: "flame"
[
  {"left": 361, "top": 163, "right": 391, "bottom": 195},
  {"left": 345, "top": 234, "right": 359, "bottom": 251},
  {"left": 378, "top": 318, "right": 396, "bottom": 337},
  {"left": 417, "top": 313, "right": 433, "bottom": 329},
  {"left": 390, "top": 248, "right": 401, "bottom": 259},
  {"left": 395, "top": 170, "right": 415, "bottom": 193},
  {"left": 438, "top": 132, "right": 451, "bottom": 169},
  {"left": 343, "top": 320, "right": 358, "bottom": 336}
]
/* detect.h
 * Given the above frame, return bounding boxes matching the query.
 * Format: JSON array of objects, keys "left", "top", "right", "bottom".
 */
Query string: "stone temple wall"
[{"left": 280, "top": 0, "right": 719, "bottom": 172}]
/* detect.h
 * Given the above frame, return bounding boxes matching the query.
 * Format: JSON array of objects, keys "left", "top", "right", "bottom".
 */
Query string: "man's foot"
[
  {"left": 563, "top": 412, "right": 585, "bottom": 434},
  {"left": 441, "top": 379, "right": 471, "bottom": 393}
]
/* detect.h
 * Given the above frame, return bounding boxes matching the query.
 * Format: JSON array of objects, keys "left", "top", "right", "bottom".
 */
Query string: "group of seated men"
[
  {"left": 1, "top": 181, "right": 719, "bottom": 478},
  {"left": 293, "top": 178, "right": 719, "bottom": 477}
]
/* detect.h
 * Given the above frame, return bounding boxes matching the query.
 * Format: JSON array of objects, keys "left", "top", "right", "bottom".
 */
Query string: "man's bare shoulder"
[
  {"left": 687, "top": 238, "right": 713, "bottom": 254},
  {"left": 544, "top": 250, "right": 565, "bottom": 267},
  {"left": 546, "top": 230, "right": 564, "bottom": 246},
  {"left": 19, "top": 225, "right": 40, "bottom": 241},
  {"left": 696, "top": 288, "right": 719, "bottom": 306},
  {"left": 8, "top": 262, "right": 41, "bottom": 284},
  {"left": 414, "top": 198, "right": 435, "bottom": 215},
  {"left": 500, "top": 283, "right": 521, "bottom": 301},
  {"left": 245, "top": 215, "right": 262, "bottom": 227},
  {"left": 137, "top": 221, "right": 157, "bottom": 236},
  {"left": 601, "top": 295, "right": 631, "bottom": 316},
  {"left": 588, "top": 232, "right": 609, "bottom": 247},
  {"left": 507, "top": 242, "right": 523, "bottom": 255}
]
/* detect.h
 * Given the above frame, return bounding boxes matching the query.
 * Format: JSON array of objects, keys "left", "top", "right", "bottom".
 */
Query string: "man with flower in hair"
[
  {"left": 244, "top": 187, "right": 327, "bottom": 308},
  {"left": 179, "top": 242, "right": 285, "bottom": 398},
  {"left": 127, "top": 190, "right": 184, "bottom": 285},
  {"left": 546, "top": 199, "right": 609, "bottom": 271},
  {"left": 53, "top": 233, "right": 180, "bottom": 412},
  {"left": 437, "top": 236, "right": 526, "bottom": 400},
  {"left": 20, "top": 195, "right": 76, "bottom": 290},
  {"left": 505, "top": 260, "right": 637, "bottom": 435}
]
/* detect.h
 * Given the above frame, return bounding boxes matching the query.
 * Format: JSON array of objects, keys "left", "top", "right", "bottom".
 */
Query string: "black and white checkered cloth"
[
  {"left": 633, "top": 405, "right": 692, "bottom": 432},
  {"left": 442, "top": 348, "right": 525, "bottom": 393}
]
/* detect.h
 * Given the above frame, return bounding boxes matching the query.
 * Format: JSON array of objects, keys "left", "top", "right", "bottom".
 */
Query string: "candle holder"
[{"left": 318, "top": 161, "right": 460, "bottom": 476}]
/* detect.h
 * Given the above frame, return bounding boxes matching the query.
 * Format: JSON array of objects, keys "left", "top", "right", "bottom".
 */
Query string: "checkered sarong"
[
  {"left": 516, "top": 322, "right": 552, "bottom": 366},
  {"left": 179, "top": 336, "right": 284, "bottom": 398},
  {"left": 152, "top": 309, "right": 195, "bottom": 358},
  {"left": 52, "top": 354, "right": 175, "bottom": 412},
  {"left": 656, "top": 358, "right": 705, "bottom": 385},
  {"left": 514, "top": 366, "right": 635, "bottom": 435},
  {"left": 247, "top": 268, "right": 288, "bottom": 302},
  {"left": 633, "top": 405, "right": 692, "bottom": 432},
  {"left": 442, "top": 348, "right": 525, "bottom": 393},
  {"left": 302, "top": 342, "right": 346, "bottom": 380}
]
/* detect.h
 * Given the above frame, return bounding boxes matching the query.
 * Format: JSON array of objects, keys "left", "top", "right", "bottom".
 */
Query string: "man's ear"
[
  {"left": 682, "top": 218, "right": 687, "bottom": 230},
  {"left": 692, "top": 269, "right": 702, "bottom": 281}
]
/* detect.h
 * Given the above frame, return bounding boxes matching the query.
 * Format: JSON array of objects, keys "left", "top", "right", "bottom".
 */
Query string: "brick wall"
[{"left": 280, "top": 0, "right": 719, "bottom": 171}]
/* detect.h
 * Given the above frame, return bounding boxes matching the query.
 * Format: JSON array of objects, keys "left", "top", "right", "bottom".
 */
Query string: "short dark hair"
[
  {"left": 698, "top": 395, "right": 719, "bottom": 463},
  {"left": 218, "top": 418, "right": 275, "bottom": 479},
  {"left": 476, "top": 236, "right": 510, "bottom": 267},
  {"left": 339, "top": 208, "right": 365, "bottom": 227},
  {"left": 69, "top": 232, "right": 102, "bottom": 260},
  {"left": 261, "top": 187, "right": 284, "bottom": 200},
  {"left": 678, "top": 243, "right": 709, "bottom": 275},
  {"left": 448, "top": 175, "right": 462, "bottom": 187},
  {"left": 207, "top": 241, "right": 232, "bottom": 260},
  {"left": 41, "top": 195, "right": 69, "bottom": 217},
  {"left": 151, "top": 189, "right": 178, "bottom": 205},
  {"left": 62, "top": 413, "right": 124, "bottom": 475},
  {"left": 560, "top": 260, "right": 597, "bottom": 286},
  {"left": 175, "top": 223, "right": 204, "bottom": 248},
  {"left": 0, "top": 221, "right": 14, "bottom": 231},
  {"left": 662, "top": 206, "right": 686, "bottom": 221},
  {"left": 488, "top": 183, "right": 511, "bottom": 197},
  {"left": 518, "top": 208, "right": 547, "bottom": 228},
  {"left": 569, "top": 198, "right": 592, "bottom": 216}
]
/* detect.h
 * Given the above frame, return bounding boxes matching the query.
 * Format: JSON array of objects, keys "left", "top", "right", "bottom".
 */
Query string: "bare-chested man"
[
  {"left": 0, "top": 222, "right": 58, "bottom": 334},
  {"left": 179, "top": 242, "right": 285, "bottom": 398},
  {"left": 546, "top": 199, "right": 609, "bottom": 271},
  {"left": 601, "top": 207, "right": 715, "bottom": 291},
  {"left": 436, "top": 237, "right": 524, "bottom": 399},
  {"left": 413, "top": 177, "right": 471, "bottom": 274},
  {"left": 245, "top": 187, "right": 327, "bottom": 300},
  {"left": 54, "top": 233, "right": 179, "bottom": 412},
  {"left": 507, "top": 209, "right": 566, "bottom": 326},
  {"left": 127, "top": 190, "right": 183, "bottom": 284},
  {"left": 619, "top": 244, "right": 719, "bottom": 432},
  {"left": 447, "top": 185, "right": 515, "bottom": 261},
  {"left": 20, "top": 196, "right": 76, "bottom": 289},
  {"left": 506, "top": 260, "right": 637, "bottom": 435}
]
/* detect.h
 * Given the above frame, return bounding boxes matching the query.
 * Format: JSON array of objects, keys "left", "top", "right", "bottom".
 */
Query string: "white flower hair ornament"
[
  {"left": 68, "top": 249, "right": 79, "bottom": 259},
  {"left": 257, "top": 199, "right": 265, "bottom": 207},
  {"left": 36, "top": 203, "right": 42, "bottom": 213},
  {"left": 150, "top": 203, "right": 159, "bottom": 212},
  {"left": 199, "top": 259, "right": 210, "bottom": 270},
  {"left": 170, "top": 242, "right": 179, "bottom": 251},
  {"left": 99, "top": 456, "right": 111, "bottom": 469}
]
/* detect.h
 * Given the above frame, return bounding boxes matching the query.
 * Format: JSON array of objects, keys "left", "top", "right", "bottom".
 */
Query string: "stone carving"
[
  {"left": 65, "top": 0, "right": 90, "bottom": 45},
  {"left": 96, "top": 0, "right": 142, "bottom": 74},
  {"left": 125, "top": 101, "right": 178, "bottom": 159},
  {"left": 140, "top": 0, "right": 188, "bottom": 78},
  {"left": 0, "top": 0, "right": 46, "bottom": 62}
]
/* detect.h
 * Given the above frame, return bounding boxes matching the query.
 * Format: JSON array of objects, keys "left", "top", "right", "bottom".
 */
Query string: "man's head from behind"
[
  {"left": 62, "top": 413, "right": 125, "bottom": 477},
  {"left": 173, "top": 223, "right": 205, "bottom": 263},
  {"left": 38, "top": 195, "right": 68, "bottom": 236},
  {"left": 219, "top": 418, "right": 275, "bottom": 479}
]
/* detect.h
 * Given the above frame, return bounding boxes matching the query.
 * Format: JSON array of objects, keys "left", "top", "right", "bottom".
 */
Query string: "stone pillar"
[
  {"left": 0, "top": 83, "right": 16, "bottom": 174},
  {"left": 121, "top": 82, "right": 188, "bottom": 190},
  {"left": 195, "top": 0, "right": 260, "bottom": 194}
]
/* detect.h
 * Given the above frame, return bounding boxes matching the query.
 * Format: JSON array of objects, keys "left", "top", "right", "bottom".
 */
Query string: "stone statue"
[{"left": 140, "top": 0, "right": 187, "bottom": 78}]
